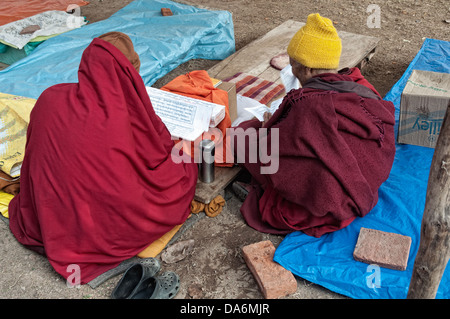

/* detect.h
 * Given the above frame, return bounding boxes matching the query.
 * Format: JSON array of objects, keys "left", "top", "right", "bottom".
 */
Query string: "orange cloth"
[
  {"left": 0, "top": 170, "right": 19, "bottom": 196},
  {"left": 0, "top": 0, "right": 89, "bottom": 26},
  {"left": 138, "top": 195, "right": 226, "bottom": 258},
  {"left": 190, "top": 196, "right": 225, "bottom": 217},
  {"left": 190, "top": 200, "right": 205, "bottom": 214},
  {"left": 204, "top": 195, "right": 226, "bottom": 217},
  {"left": 161, "top": 70, "right": 233, "bottom": 167}
]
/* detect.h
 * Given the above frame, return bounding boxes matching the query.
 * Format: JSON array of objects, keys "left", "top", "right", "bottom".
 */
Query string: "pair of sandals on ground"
[{"left": 111, "top": 258, "right": 179, "bottom": 299}]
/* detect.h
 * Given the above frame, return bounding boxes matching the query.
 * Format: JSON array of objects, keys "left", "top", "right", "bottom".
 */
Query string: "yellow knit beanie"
[{"left": 287, "top": 13, "right": 342, "bottom": 69}]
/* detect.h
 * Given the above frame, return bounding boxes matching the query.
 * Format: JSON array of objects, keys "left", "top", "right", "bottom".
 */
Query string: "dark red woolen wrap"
[
  {"left": 235, "top": 68, "right": 396, "bottom": 237},
  {"left": 8, "top": 38, "right": 198, "bottom": 284}
]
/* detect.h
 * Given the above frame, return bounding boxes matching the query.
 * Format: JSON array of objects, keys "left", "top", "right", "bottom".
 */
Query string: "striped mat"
[{"left": 224, "top": 72, "right": 285, "bottom": 105}]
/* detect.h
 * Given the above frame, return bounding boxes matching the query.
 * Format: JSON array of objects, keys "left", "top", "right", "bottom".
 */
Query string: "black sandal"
[
  {"left": 110, "top": 260, "right": 161, "bottom": 299},
  {"left": 132, "top": 271, "right": 180, "bottom": 299}
]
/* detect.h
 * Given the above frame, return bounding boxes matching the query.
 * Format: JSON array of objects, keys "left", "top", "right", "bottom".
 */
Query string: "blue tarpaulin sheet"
[
  {"left": 0, "top": 0, "right": 235, "bottom": 99},
  {"left": 274, "top": 38, "right": 450, "bottom": 299}
]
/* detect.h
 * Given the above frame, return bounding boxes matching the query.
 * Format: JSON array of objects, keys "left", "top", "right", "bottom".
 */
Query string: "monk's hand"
[{"left": 263, "top": 112, "right": 272, "bottom": 126}]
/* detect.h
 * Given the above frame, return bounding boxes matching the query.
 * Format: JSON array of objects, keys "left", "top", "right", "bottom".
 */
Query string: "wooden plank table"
[
  {"left": 194, "top": 20, "right": 380, "bottom": 204},
  {"left": 208, "top": 19, "right": 379, "bottom": 85}
]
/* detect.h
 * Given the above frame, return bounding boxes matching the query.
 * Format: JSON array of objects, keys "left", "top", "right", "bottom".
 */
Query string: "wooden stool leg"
[{"left": 407, "top": 106, "right": 450, "bottom": 299}]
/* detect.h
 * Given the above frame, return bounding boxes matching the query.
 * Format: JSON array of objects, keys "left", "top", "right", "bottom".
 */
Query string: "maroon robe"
[
  {"left": 234, "top": 68, "right": 396, "bottom": 237},
  {"left": 8, "top": 38, "right": 198, "bottom": 283}
]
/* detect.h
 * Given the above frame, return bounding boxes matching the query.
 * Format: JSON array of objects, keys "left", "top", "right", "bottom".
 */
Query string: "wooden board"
[
  {"left": 194, "top": 20, "right": 380, "bottom": 203},
  {"left": 194, "top": 166, "right": 241, "bottom": 204},
  {"left": 208, "top": 19, "right": 380, "bottom": 85}
]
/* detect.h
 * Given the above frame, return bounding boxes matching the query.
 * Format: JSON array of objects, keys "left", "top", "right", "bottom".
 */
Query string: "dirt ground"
[{"left": 0, "top": 0, "right": 449, "bottom": 301}]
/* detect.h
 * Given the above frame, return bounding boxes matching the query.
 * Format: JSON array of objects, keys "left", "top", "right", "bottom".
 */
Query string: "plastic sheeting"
[
  {"left": 0, "top": 0, "right": 235, "bottom": 99},
  {"left": 274, "top": 38, "right": 450, "bottom": 299}
]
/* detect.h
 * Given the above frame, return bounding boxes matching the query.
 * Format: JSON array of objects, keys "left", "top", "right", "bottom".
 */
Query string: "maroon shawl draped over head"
[
  {"left": 236, "top": 68, "right": 395, "bottom": 237},
  {"left": 8, "top": 36, "right": 198, "bottom": 284}
]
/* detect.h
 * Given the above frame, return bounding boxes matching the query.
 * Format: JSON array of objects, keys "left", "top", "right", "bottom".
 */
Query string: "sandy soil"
[{"left": 0, "top": 0, "right": 449, "bottom": 301}]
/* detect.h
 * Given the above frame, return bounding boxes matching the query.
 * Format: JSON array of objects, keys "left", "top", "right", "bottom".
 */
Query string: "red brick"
[
  {"left": 242, "top": 240, "right": 297, "bottom": 299},
  {"left": 20, "top": 25, "right": 40, "bottom": 35},
  {"left": 353, "top": 227, "right": 412, "bottom": 271},
  {"left": 161, "top": 8, "right": 173, "bottom": 16}
]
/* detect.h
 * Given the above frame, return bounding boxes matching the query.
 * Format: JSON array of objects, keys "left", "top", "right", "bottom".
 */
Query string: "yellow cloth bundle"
[
  {"left": 0, "top": 92, "right": 35, "bottom": 177},
  {"left": 0, "top": 191, "right": 15, "bottom": 218},
  {"left": 137, "top": 223, "right": 183, "bottom": 258}
]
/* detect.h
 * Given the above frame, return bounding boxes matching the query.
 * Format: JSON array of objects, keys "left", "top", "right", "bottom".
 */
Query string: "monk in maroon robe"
[
  {"left": 8, "top": 32, "right": 198, "bottom": 284},
  {"left": 232, "top": 14, "right": 396, "bottom": 237}
]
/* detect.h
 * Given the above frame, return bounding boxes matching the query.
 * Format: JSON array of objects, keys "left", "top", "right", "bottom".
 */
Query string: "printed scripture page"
[{"left": 146, "top": 87, "right": 212, "bottom": 141}]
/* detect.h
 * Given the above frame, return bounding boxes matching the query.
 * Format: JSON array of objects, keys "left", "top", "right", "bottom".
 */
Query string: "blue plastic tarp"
[
  {"left": 0, "top": 0, "right": 235, "bottom": 99},
  {"left": 274, "top": 38, "right": 450, "bottom": 299}
]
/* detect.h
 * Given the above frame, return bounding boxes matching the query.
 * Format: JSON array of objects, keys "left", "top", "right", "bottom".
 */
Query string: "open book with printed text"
[{"left": 146, "top": 87, "right": 225, "bottom": 141}]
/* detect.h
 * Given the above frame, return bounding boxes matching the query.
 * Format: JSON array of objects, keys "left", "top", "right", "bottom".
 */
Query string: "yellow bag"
[
  {"left": 0, "top": 191, "right": 14, "bottom": 218},
  {"left": 0, "top": 92, "right": 35, "bottom": 177},
  {"left": 137, "top": 224, "right": 183, "bottom": 258}
]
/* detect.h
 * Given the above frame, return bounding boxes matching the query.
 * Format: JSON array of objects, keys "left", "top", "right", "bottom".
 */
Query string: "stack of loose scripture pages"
[
  {"left": 146, "top": 87, "right": 225, "bottom": 141},
  {"left": 231, "top": 65, "right": 300, "bottom": 126}
]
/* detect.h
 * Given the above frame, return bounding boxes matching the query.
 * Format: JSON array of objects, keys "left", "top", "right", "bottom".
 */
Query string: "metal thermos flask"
[{"left": 199, "top": 139, "right": 215, "bottom": 183}]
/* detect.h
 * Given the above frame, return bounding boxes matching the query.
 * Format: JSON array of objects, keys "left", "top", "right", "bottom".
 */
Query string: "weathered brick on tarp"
[
  {"left": 353, "top": 227, "right": 412, "bottom": 271},
  {"left": 242, "top": 240, "right": 297, "bottom": 299},
  {"left": 161, "top": 8, "right": 173, "bottom": 16}
]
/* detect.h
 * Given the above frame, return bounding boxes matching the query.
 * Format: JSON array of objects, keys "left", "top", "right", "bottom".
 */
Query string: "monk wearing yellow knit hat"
[
  {"left": 287, "top": 13, "right": 342, "bottom": 85},
  {"left": 232, "top": 13, "right": 396, "bottom": 238}
]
